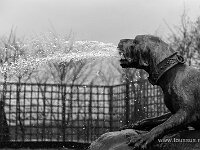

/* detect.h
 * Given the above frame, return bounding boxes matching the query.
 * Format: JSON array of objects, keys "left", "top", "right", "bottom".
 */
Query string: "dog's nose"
[
  {"left": 118, "top": 39, "right": 127, "bottom": 49},
  {"left": 117, "top": 43, "right": 123, "bottom": 50},
  {"left": 120, "top": 39, "right": 129, "bottom": 42},
  {"left": 118, "top": 39, "right": 129, "bottom": 45}
]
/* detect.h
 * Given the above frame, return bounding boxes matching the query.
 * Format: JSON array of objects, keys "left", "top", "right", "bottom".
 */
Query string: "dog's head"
[
  {"left": 118, "top": 35, "right": 155, "bottom": 70},
  {"left": 118, "top": 35, "right": 171, "bottom": 71}
]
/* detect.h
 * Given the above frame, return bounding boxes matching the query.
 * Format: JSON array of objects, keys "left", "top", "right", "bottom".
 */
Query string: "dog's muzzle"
[
  {"left": 118, "top": 43, "right": 136, "bottom": 68},
  {"left": 118, "top": 49, "right": 133, "bottom": 68}
]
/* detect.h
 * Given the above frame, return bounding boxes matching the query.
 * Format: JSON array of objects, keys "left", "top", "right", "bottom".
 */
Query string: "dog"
[{"left": 118, "top": 35, "right": 200, "bottom": 149}]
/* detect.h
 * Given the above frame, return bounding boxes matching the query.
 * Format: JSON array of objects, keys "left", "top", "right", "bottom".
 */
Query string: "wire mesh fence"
[{"left": 0, "top": 80, "right": 168, "bottom": 148}]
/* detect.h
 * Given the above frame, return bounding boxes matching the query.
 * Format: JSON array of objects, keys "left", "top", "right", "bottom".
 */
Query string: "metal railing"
[{"left": 0, "top": 80, "right": 168, "bottom": 148}]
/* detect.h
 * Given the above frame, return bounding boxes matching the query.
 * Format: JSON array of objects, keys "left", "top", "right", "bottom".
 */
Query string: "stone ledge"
[{"left": 89, "top": 129, "right": 200, "bottom": 150}]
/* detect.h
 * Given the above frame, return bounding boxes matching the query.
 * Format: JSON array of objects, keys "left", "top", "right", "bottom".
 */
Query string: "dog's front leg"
[
  {"left": 128, "top": 109, "right": 190, "bottom": 149},
  {"left": 121, "top": 112, "right": 172, "bottom": 131}
]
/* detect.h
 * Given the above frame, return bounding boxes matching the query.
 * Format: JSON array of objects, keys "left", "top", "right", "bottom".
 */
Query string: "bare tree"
[
  {"left": 95, "top": 60, "right": 120, "bottom": 85},
  {"left": 48, "top": 59, "right": 91, "bottom": 85},
  {"left": 0, "top": 29, "right": 21, "bottom": 141},
  {"left": 166, "top": 10, "right": 200, "bottom": 67}
]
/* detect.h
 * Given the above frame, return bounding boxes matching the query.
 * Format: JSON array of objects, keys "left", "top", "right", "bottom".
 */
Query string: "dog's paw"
[
  {"left": 120, "top": 123, "right": 139, "bottom": 130},
  {"left": 127, "top": 133, "right": 154, "bottom": 150}
]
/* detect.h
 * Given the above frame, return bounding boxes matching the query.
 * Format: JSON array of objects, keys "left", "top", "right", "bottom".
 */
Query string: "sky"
[{"left": 1, "top": 0, "right": 200, "bottom": 45}]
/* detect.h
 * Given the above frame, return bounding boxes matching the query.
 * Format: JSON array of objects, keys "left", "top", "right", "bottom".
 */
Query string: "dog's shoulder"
[{"left": 179, "top": 65, "right": 200, "bottom": 88}]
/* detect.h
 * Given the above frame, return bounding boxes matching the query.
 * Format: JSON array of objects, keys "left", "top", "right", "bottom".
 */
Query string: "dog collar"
[{"left": 148, "top": 52, "right": 185, "bottom": 85}]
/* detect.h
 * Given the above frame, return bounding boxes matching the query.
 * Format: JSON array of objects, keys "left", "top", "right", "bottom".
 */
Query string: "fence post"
[
  {"left": 109, "top": 86, "right": 113, "bottom": 131},
  {"left": 0, "top": 81, "right": 10, "bottom": 142},
  {"left": 88, "top": 85, "right": 92, "bottom": 141},
  {"left": 125, "top": 81, "right": 130, "bottom": 125},
  {"left": 16, "top": 82, "right": 25, "bottom": 141},
  {"left": 61, "top": 84, "right": 66, "bottom": 142}
]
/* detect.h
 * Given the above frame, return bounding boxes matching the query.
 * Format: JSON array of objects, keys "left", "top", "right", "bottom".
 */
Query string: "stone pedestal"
[{"left": 89, "top": 129, "right": 200, "bottom": 150}]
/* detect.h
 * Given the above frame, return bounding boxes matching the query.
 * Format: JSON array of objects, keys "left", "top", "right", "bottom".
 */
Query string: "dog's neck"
[{"left": 147, "top": 52, "right": 185, "bottom": 85}]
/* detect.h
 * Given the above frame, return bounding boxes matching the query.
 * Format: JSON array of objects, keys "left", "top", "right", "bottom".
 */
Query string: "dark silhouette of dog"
[
  {"left": 88, "top": 35, "right": 200, "bottom": 150},
  {"left": 117, "top": 35, "right": 200, "bottom": 149}
]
